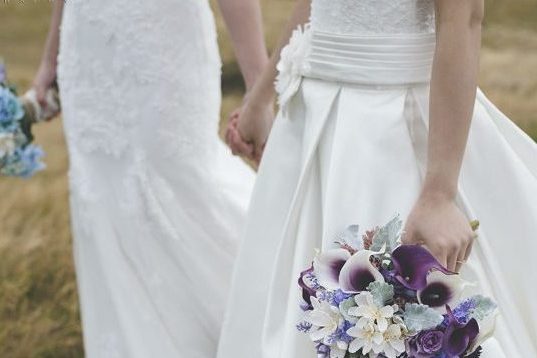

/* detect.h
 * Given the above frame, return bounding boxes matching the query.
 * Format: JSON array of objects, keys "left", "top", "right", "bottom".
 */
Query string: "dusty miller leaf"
[
  {"left": 370, "top": 216, "right": 403, "bottom": 253},
  {"left": 403, "top": 303, "right": 444, "bottom": 332},
  {"left": 338, "top": 224, "right": 362, "bottom": 249},
  {"left": 367, "top": 282, "right": 394, "bottom": 306},
  {"left": 339, "top": 297, "right": 358, "bottom": 323}
]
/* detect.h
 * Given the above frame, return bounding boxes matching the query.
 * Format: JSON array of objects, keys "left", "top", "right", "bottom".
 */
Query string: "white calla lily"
[
  {"left": 339, "top": 250, "right": 384, "bottom": 293},
  {"left": 314, "top": 248, "right": 351, "bottom": 290},
  {"left": 417, "top": 270, "right": 469, "bottom": 309}
]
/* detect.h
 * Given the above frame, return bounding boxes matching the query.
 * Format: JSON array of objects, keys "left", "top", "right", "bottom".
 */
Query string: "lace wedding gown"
[
  {"left": 218, "top": 0, "right": 537, "bottom": 357},
  {"left": 56, "top": 1, "right": 254, "bottom": 356}
]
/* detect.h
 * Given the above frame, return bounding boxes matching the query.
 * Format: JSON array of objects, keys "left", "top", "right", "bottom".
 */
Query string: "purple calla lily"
[
  {"left": 391, "top": 245, "right": 454, "bottom": 290},
  {"left": 298, "top": 265, "right": 317, "bottom": 306},
  {"left": 338, "top": 250, "right": 384, "bottom": 293},
  {"left": 443, "top": 306, "right": 480, "bottom": 357},
  {"left": 313, "top": 248, "right": 351, "bottom": 290},
  {"left": 418, "top": 271, "right": 466, "bottom": 309}
]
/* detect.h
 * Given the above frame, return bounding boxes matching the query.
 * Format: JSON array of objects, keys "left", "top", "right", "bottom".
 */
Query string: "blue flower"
[
  {"left": 1, "top": 145, "right": 45, "bottom": 178},
  {"left": 0, "top": 86, "right": 24, "bottom": 131}
]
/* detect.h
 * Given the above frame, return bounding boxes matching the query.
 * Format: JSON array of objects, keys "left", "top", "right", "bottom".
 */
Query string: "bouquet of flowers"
[
  {"left": 0, "top": 60, "right": 58, "bottom": 177},
  {"left": 297, "top": 217, "right": 497, "bottom": 358}
]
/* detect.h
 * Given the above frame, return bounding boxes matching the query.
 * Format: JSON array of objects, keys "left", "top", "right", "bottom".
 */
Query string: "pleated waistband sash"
[{"left": 303, "top": 31, "right": 437, "bottom": 86}]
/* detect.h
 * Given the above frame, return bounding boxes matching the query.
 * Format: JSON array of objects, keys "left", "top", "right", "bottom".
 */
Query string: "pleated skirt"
[{"left": 218, "top": 30, "right": 537, "bottom": 358}]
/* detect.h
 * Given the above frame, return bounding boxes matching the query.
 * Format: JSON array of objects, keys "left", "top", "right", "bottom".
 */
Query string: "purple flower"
[
  {"left": 298, "top": 265, "right": 316, "bottom": 307},
  {"left": 452, "top": 297, "right": 478, "bottom": 324},
  {"left": 338, "top": 250, "right": 385, "bottom": 293},
  {"left": 296, "top": 321, "right": 313, "bottom": 333},
  {"left": 313, "top": 248, "right": 351, "bottom": 290},
  {"left": 419, "top": 330, "right": 444, "bottom": 354},
  {"left": 391, "top": 245, "right": 453, "bottom": 290},
  {"left": 443, "top": 306, "right": 479, "bottom": 357},
  {"left": 407, "top": 330, "right": 444, "bottom": 357},
  {"left": 315, "top": 343, "right": 330, "bottom": 358},
  {"left": 417, "top": 271, "right": 465, "bottom": 309}
]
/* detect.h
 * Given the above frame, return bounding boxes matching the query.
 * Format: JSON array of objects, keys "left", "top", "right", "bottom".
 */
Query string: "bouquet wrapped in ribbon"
[
  {"left": 297, "top": 217, "right": 497, "bottom": 358},
  {"left": 0, "top": 60, "right": 60, "bottom": 177}
]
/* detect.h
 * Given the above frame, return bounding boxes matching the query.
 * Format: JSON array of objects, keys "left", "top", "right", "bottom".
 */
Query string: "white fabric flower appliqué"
[{"left": 274, "top": 24, "right": 312, "bottom": 113}]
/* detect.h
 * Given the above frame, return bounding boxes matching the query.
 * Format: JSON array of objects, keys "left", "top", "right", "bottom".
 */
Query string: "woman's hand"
[
  {"left": 32, "top": 59, "right": 57, "bottom": 106},
  {"left": 402, "top": 191, "right": 476, "bottom": 273},
  {"left": 225, "top": 93, "right": 274, "bottom": 164}
]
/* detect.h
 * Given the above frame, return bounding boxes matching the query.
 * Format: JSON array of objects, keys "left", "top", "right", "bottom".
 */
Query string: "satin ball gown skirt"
[{"left": 217, "top": 30, "right": 537, "bottom": 357}]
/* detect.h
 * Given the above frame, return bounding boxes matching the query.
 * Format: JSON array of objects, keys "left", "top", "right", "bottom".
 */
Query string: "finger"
[
  {"left": 229, "top": 129, "right": 254, "bottom": 158},
  {"left": 225, "top": 126, "right": 233, "bottom": 146},
  {"left": 430, "top": 248, "right": 448, "bottom": 270},
  {"left": 228, "top": 109, "right": 241, "bottom": 126},
  {"left": 447, "top": 247, "right": 459, "bottom": 272},
  {"left": 401, "top": 226, "right": 421, "bottom": 245},
  {"left": 401, "top": 230, "right": 411, "bottom": 245},
  {"left": 35, "top": 86, "right": 47, "bottom": 106},
  {"left": 455, "top": 242, "right": 469, "bottom": 273},
  {"left": 463, "top": 233, "right": 476, "bottom": 262}
]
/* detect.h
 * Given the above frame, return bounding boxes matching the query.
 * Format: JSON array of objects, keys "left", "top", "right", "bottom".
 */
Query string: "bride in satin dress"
[
  {"left": 33, "top": 0, "right": 267, "bottom": 356},
  {"left": 222, "top": 0, "right": 537, "bottom": 357}
]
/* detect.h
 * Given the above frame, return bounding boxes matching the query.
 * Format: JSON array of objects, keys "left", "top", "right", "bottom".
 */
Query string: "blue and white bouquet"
[
  {"left": 297, "top": 217, "right": 497, "bottom": 358},
  {"left": 0, "top": 61, "right": 46, "bottom": 177}
]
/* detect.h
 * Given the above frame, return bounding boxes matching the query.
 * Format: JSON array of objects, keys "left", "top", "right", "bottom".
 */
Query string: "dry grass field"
[{"left": 0, "top": 1, "right": 536, "bottom": 357}]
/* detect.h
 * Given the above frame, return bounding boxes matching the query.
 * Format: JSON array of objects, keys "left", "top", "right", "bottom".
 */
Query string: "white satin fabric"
[
  {"left": 57, "top": 1, "right": 254, "bottom": 357},
  {"left": 218, "top": 30, "right": 537, "bottom": 358}
]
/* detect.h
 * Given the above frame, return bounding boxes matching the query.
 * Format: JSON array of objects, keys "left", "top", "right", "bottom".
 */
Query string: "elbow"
[
  {"left": 468, "top": 3, "right": 484, "bottom": 29},
  {"left": 436, "top": 0, "right": 484, "bottom": 31}
]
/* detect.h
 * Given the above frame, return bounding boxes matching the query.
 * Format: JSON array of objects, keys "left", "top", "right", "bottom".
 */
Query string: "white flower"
[
  {"left": 304, "top": 297, "right": 342, "bottom": 342},
  {"left": 346, "top": 292, "right": 407, "bottom": 358},
  {"left": 347, "top": 320, "right": 384, "bottom": 355},
  {"left": 0, "top": 132, "right": 16, "bottom": 158},
  {"left": 330, "top": 341, "right": 348, "bottom": 358},
  {"left": 274, "top": 24, "right": 311, "bottom": 110},
  {"left": 348, "top": 292, "right": 397, "bottom": 332},
  {"left": 379, "top": 323, "right": 406, "bottom": 358}
]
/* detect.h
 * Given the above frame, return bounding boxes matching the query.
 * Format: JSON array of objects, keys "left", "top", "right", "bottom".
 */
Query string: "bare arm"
[
  {"left": 226, "top": 0, "right": 311, "bottom": 160},
  {"left": 424, "top": 0, "right": 484, "bottom": 200},
  {"left": 217, "top": 0, "right": 269, "bottom": 90},
  {"left": 243, "top": 0, "right": 311, "bottom": 105},
  {"left": 403, "top": 0, "right": 484, "bottom": 272},
  {"left": 33, "top": 0, "right": 64, "bottom": 104}
]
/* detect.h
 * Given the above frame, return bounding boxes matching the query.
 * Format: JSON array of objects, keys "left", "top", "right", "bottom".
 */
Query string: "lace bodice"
[{"left": 311, "top": 0, "right": 435, "bottom": 35}]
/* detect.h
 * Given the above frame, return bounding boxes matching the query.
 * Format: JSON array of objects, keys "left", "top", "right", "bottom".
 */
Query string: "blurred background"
[{"left": 0, "top": 0, "right": 536, "bottom": 357}]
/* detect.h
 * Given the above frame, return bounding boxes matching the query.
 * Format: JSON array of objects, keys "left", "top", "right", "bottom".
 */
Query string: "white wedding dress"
[
  {"left": 218, "top": 0, "right": 537, "bottom": 357},
  {"left": 56, "top": 0, "right": 254, "bottom": 357}
]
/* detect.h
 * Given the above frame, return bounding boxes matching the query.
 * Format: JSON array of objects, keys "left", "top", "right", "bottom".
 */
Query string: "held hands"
[
  {"left": 402, "top": 191, "right": 477, "bottom": 273},
  {"left": 225, "top": 95, "right": 274, "bottom": 164},
  {"left": 33, "top": 59, "right": 57, "bottom": 108}
]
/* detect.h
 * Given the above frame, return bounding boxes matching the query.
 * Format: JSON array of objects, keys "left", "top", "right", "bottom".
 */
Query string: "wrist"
[
  {"left": 246, "top": 82, "right": 275, "bottom": 108},
  {"left": 40, "top": 55, "right": 57, "bottom": 72},
  {"left": 420, "top": 176, "right": 458, "bottom": 202}
]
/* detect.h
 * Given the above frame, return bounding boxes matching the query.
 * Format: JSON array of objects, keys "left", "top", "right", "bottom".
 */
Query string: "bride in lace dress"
[
  {"left": 220, "top": 0, "right": 537, "bottom": 357},
  {"left": 32, "top": 0, "right": 267, "bottom": 356}
]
